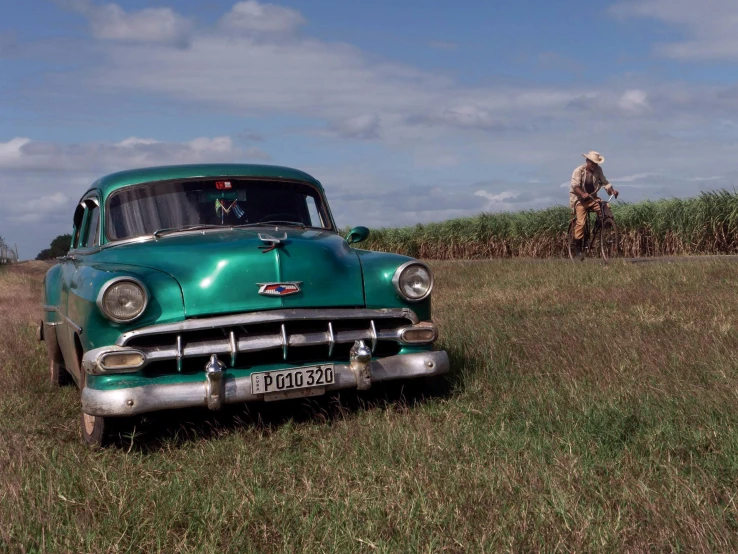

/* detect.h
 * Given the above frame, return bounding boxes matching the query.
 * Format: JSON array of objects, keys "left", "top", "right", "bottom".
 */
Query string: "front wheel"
[
  {"left": 79, "top": 368, "right": 129, "bottom": 447},
  {"left": 81, "top": 412, "right": 129, "bottom": 447},
  {"left": 600, "top": 218, "right": 619, "bottom": 261},
  {"left": 50, "top": 359, "right": 72, "bottom": 387}
]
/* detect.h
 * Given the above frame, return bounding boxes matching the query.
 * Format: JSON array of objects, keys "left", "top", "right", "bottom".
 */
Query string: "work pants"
[{"left": 573, "top": 198, "right": 601, "bottom": 240}]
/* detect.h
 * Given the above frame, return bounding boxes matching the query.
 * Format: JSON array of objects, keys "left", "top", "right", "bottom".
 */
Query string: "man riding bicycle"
[{"left": 569, "top": 150, "right": 619, "bottom": 259}]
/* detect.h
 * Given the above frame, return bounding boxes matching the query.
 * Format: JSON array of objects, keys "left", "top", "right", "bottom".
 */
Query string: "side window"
[
  {"left": 306, "top": 196, "right": 322, "bottom": 227},
  {"left": 72, "top": 204, "right": 85, "bottom": 249},
  {"left": 83, "top": 204, "right": 100, "bottom": 248}
]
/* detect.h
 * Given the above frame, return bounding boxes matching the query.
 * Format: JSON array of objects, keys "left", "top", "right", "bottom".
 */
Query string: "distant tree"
[{"left": 36, "top": 234, "right": 72, "bottom": 260}]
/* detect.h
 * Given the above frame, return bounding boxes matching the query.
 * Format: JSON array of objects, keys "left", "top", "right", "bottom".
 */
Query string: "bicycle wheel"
[
  {"left": 566, "top": 219, "right": 577, "bottom": 261},
  {"left": 600, "top": 218, "right": 619, "bottom": 261}
]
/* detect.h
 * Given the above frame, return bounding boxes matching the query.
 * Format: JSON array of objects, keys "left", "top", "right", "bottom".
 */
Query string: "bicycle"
[{"left": 566, "top": 194, "right": 619, "bottom": 262}]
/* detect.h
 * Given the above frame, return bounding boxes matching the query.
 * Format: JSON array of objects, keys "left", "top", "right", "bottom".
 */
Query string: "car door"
[{"left": 58, "top": 194, "right": 100, "bottom": 382}]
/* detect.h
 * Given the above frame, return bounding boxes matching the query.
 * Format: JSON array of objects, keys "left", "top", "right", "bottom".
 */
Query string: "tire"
[
  {"left": 600, "top": 218, "right": 619, "bottom": 261},
  {"left": 79, "top": 364, "right": 128, "bottom": 447},
  {"left": 566, "top": 219, "right": 577, "bottom": 261},
  {"left": 80, "top": 411, "right": 120, "bottom": 447},
  {"left": 50, "top": 359, "right": 72, "bottom": 387}
]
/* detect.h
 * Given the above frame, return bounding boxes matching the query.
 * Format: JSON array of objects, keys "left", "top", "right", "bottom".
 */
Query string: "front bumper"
[{"left": 81, "top": 350, "right": 450, "bottom": 417}]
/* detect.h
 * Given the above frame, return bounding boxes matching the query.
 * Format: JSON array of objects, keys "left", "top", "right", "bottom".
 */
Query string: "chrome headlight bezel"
[
  {"left": 96, "top": 277, "right": 149, "bottom": 323},
  {"left": 392, "top": 261, "right": 434, "bottom": 302}
]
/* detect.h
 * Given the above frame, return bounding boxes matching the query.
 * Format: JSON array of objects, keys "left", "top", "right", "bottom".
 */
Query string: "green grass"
[
  {"left": 2, "top": 259, "right": 738, "bottom": 552},
  {"left": 360, "top": 190, "right": 738, "bottom": 258}
]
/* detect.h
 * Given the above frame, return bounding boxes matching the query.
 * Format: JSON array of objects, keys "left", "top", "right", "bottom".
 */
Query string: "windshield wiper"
[{"left": 153, "top": 224, "right": 224, "bottom": 237}]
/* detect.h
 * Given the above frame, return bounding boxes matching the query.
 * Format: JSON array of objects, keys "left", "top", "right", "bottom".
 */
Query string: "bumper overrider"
[{"left": 80, "top": 308, "right": 449, "bottom": 417}]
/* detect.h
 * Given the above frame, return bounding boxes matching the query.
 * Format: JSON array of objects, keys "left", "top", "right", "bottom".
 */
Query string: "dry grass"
[{"left": 2, "top": 259, "right": 738, "bottom": 552}]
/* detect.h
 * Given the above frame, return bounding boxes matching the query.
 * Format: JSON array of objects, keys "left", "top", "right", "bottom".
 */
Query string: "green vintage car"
[{"left": 39, "top": 164, "right": 449, "bottom": 445}]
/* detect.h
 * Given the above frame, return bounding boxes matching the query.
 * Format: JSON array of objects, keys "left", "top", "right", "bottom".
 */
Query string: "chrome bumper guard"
[{"left": 81, "top": 350, "right": 450, "bottom": 417}]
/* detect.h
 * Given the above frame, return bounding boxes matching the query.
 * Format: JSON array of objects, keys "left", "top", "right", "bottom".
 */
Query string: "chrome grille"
[{"left": 118, "top": 308, "right": 421, "bottom": 372}]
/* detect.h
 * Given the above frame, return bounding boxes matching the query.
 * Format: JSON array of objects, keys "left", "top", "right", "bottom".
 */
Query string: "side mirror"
[{"left": 346, "top": 226, "right": 370, "bottom": 245}]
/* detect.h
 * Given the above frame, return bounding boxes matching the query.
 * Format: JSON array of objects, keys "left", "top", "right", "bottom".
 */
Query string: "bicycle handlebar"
[{"left": 576, "top": 193, "right": 616, "bottom": 206}]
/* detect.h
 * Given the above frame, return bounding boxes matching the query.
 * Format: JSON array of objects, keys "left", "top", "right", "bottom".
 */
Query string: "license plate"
[{"left": 251, "top": 365, "right": 335, "bottom": 395}]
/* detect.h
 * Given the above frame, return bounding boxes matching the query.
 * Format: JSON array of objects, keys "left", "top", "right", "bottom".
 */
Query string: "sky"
[{"left": 2, "top": 0, "right": 738, "bottom": 259}]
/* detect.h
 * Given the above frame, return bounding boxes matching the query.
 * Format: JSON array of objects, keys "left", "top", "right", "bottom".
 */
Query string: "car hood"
[{"left": 97, "top": 229, "right": 365, "bottom": 317}]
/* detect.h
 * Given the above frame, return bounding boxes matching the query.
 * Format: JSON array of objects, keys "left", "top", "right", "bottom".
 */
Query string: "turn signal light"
[
  {"left": 100, "top": 351, "right": 145, "bottom": 371},
  {"left": 401, "top": 327, "right": 437, "bottom": 343}
]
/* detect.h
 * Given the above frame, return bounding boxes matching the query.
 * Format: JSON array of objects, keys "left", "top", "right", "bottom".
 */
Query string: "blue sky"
[{"left": 1, "top": 0, "right": 738, "bottom": 258}]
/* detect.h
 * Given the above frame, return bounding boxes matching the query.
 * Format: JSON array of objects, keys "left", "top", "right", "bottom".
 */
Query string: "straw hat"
[{"left": 582, "top": 151, "right": 605, "bottom": 164}]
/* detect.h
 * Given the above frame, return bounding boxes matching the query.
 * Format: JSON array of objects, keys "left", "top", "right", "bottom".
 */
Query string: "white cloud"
[
  {"left": 117, "top": 137, "right": 160, "bottom": 147},
  {"left": 0, "top": 137, "right": 31, "bottom": 164},
  {"left": 618, "top": 89, "right": 650, "bottom": 114},
  {"left": 473, "top": 190, "right": 520, "bottom": 211},
  {"left": 0, "top": 135, "right": 268, "bottom": 171},
  {"left": 611, "top": 0, "right": 738, "bottom": 60},
  {"left": 610, "top": 172, "right": 661, "bottom": 183},
  {"left": 220, "top": 1, "right": 306, "bottom": 34},
  {"left": 70, "top": 1, "right": 192, "bottom": 45},
  {"left": 7, "top": 193, "right": 70, "bottom": 224},
  {"left": 329, "top": 114, "right": 382, "bottom": 140}
]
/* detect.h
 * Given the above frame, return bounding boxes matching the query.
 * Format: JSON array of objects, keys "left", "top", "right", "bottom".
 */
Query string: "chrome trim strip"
[
  {"left": 229, "top": 331, "right": 237, "bottom": 367},
  {"left": 391, "top": 261, "right": 434, "bottom": 303},
  {"left": 370, "top": 320, "right": 377, "bottom": 353},
  {"left": 281, "top": 323, "right": 288, "bottom": 361},
  {"left": 117, "top": 308, "right": 419, "bottom": 346},
  {"left": 81, "top": 350, "right": 450, "bottom": 417},
  {"left": 176, "top": 335, "right": 183, "bottom": 373},
  {"left": 327, "top": 321, "right": 335, "bottom": 357},
  {"left": 43, "top": 306, "right": 83, "bottom": 334}
]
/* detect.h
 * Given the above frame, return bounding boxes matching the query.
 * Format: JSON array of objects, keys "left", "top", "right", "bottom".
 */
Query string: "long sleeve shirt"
[{"left": 569, "top": 164, "right": 613, "bottom": 207}]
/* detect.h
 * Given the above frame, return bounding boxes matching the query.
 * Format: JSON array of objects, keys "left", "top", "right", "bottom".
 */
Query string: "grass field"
[{"left": 2, "top": 259, "right": 738, "bottom": 552}]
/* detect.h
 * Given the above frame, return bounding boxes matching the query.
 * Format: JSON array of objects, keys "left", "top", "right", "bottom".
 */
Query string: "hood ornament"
[
  {"left": 258, "top": 232, "right": 287, "bottom": 253},
  {"left": 257, "top": 282, "right": 302, "bottom": 296}
]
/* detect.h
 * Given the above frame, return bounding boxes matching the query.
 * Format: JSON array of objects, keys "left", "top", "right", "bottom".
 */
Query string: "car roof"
[{"left": 88, "top": 164, "right": 324, "bottom": 200}]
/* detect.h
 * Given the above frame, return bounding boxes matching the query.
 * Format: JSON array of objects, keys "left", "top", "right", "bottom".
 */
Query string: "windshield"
[{"left": 106, "top": 179, "right": 332, "bottom": 241}]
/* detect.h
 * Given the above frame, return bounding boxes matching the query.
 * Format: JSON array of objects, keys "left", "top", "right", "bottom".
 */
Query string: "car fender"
[
  {"left": 66, "top": 263, "right": 185, "bottom": 353},
  {"left": 354, "top": 250, "right": 432, "bottom": 321}
]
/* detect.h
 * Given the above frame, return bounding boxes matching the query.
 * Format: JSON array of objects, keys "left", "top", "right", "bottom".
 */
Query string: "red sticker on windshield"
[{"left": 216, "top": 181, "right": 232, "bottom": 190}]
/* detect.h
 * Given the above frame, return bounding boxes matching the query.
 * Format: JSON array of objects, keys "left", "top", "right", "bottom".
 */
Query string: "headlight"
[
  {"left": 97, "top": 278, "right": 148, "bottom": 322},
  {"left": 392, "top": 261, "right": 434, "bottom": 302}
]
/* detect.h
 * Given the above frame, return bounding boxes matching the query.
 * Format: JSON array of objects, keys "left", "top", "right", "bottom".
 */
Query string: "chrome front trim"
[
  {"left": 116, "top": 308, "right": 419, "bottom": 345},
  {"left": 229, "top": 331, "right": 237, "bottom": 367},
  {"left": 43, "top": 305, "right": 83, "bottom": 334},
  {"left": 280, "top": 323, "right": 288, "bottom": 361},
  {"left": 176, "top": 335, "right": 183, "bottom": 372},
  {"left": 369, "top": 320, "right": 378, "bottom": 353},
  {"left": 81, "top": 350, "right": 450, "bottom": 417},
  {"left": 85, "top": 318, "right": 438, "bottom": 375}
]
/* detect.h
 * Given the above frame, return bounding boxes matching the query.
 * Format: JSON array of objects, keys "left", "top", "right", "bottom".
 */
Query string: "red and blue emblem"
[{"left": 257, "top": 282, "right": 301, "bottom": 296}]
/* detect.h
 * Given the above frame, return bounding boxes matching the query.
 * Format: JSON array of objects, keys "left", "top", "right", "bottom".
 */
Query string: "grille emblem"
[{"left": 257, "top": 282, "right": 302, "bottom": 296}]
